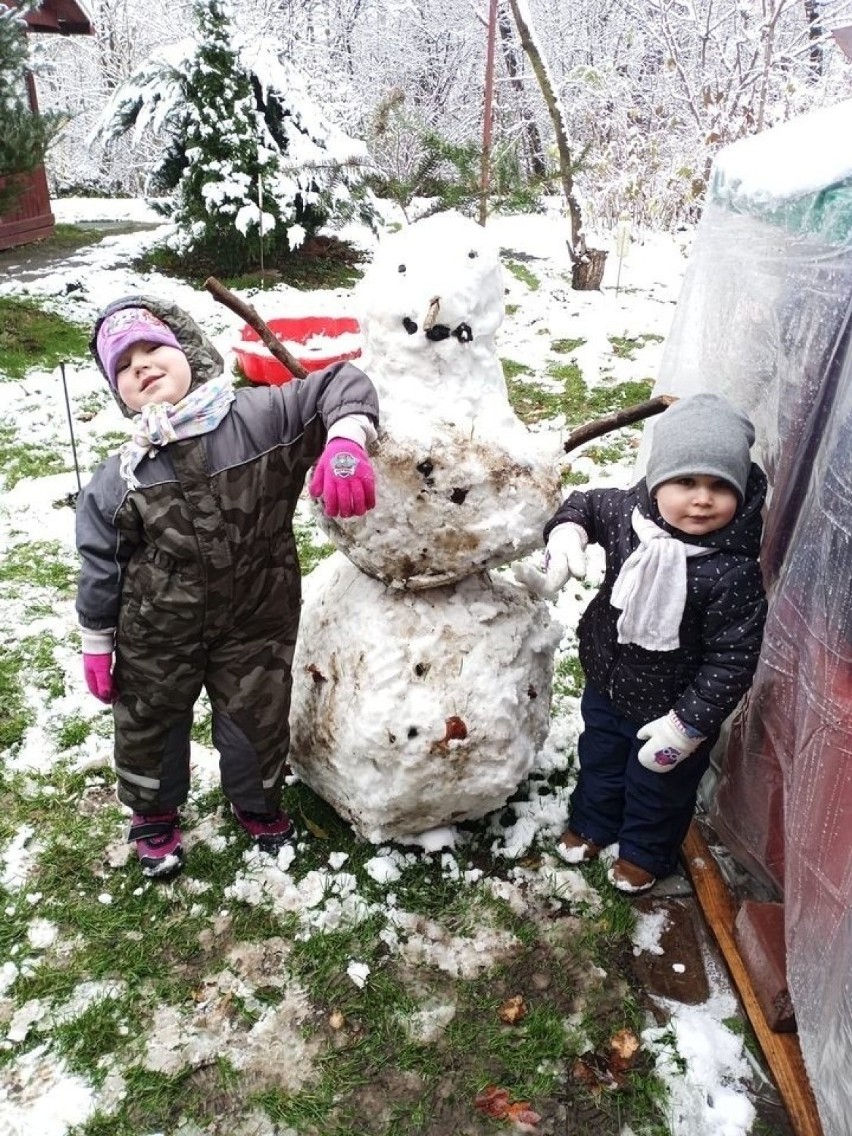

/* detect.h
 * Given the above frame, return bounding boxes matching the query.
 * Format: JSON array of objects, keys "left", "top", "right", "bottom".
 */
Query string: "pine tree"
[
  {"left": 0, "top": 1, "right": 60, "bottom": 215},
  {"left": 162, "top": 0, "right": 290, "bottom": 272},
  {"left": 97, "top": 0, "right": 374, "bottom": 275}
]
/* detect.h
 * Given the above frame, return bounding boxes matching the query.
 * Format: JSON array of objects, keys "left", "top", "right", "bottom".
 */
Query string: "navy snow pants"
[{"left": 568, "top": 685, "right": 714, "bottom": 879}]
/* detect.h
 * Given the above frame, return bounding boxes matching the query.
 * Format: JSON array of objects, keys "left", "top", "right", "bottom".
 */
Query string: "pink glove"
[
  {"left": 309, "top": 438, "right": 376, "bottom": 519},
  {"left": 83, "top": 653, "right": 116, "bottom": 703}
]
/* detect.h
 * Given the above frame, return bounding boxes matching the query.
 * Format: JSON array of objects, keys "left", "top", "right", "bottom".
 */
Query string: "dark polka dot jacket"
[{"left": 544, "top": 465, "right": 768, "bottom": 735}]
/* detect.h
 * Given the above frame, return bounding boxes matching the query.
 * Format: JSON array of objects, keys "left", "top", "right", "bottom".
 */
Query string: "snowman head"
[{"left": 357, "top": 211, "right": 504, "bottom": 361}]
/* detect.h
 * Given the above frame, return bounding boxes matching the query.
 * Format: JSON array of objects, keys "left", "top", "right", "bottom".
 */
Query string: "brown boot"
[
  {"left": 607, "top": 858, "right": 656, "bottom": 894},
  {"left": 557, "top": 829, "right": 603, "bottom": 864}
]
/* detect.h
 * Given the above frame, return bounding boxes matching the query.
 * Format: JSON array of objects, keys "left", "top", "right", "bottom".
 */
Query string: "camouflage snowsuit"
[{"left": 76, "top": 297, "right": 379, "bottom": 815}]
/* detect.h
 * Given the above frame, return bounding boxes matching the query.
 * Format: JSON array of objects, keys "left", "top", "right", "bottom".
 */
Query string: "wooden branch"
[
  {"left": 563, "top": 394, "right": 677, "bottom": 454},
  {"left": 204, "top": 276, "right": 309, "bottom": 380},
  {"left": 682, "top": 823, "right": 824, "bottom": 1136}
]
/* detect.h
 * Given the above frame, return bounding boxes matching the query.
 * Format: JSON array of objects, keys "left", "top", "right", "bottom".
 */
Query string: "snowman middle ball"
[{"left": 317, "top": 212, "right": 563, "bottom": 588}]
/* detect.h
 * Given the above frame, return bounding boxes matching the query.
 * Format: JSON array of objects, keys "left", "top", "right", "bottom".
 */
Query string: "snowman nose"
[
  {"left": 402, "top": 294, "right": 473, "bottom": 343},
  {"left": 423, "top": 296, "right": 441, "bottom": 331}
]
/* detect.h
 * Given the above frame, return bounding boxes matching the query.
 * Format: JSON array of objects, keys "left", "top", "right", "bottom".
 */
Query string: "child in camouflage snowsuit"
[{"left": 76, "top": 296, "right": 379, "bottom": 879}]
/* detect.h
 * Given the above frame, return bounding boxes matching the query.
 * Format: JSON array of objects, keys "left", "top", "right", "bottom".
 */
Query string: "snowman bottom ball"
[{"left": 289, "top": 553, "right": 564, "bottom": 843}]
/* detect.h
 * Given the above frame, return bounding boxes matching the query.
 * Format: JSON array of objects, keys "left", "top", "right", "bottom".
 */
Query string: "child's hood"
[
  {"left": 638, "top": 462, "right": 767, "bottom": 560},
  {"left": 90, "top": 295, "right": 224, "bottom": 419}
]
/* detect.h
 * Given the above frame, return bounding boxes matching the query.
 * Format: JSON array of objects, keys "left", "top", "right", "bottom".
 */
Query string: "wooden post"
[
  {"left": 478, "top": 0, "right": 498, "bottom": 227},
  {"left": 682, "top": 823, "right": 824, "bottom": 1136}
]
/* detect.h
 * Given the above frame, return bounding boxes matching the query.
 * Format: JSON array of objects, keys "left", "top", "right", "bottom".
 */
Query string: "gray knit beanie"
[{"left": 646, "top": 393, "right": 755, "bottom": 502}]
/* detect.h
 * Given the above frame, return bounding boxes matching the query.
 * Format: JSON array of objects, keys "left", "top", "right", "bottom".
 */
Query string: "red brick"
[{"left": 734, "top": 900, "right": 796, "bottom": 1032}]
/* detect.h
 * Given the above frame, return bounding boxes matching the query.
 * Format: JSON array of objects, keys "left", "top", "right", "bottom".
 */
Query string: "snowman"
[{"left": 288, "top": 212, "right": 565, "bottom": 843}]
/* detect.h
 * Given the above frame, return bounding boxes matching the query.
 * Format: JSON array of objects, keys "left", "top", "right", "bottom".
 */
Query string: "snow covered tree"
[
  {"left": 95, "top": 0, "right": 375, "bottom": 273},
  {"left": 0, "top": 0, "right": 62, "bottom": 214}
]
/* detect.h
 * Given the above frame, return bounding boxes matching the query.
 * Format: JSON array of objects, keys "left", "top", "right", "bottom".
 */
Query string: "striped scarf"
[{"left": 119, "top": 375, "right": 235, "bottom": 489}]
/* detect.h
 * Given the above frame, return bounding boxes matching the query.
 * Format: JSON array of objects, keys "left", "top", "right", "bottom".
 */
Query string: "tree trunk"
[
  {"left": 571, "top": 247, "right": 608, "bottom": 291},
  {"left": 506, "top": 0, "right": 607, "bottom": 290},
  {"left": 496, "top": 2, "right": 546, "bottom": 179}
]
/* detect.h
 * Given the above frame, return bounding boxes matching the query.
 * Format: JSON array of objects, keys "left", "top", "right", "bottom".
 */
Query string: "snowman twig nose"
[{"left": 423, "top": 296, "right": 441, "bottom": 330}]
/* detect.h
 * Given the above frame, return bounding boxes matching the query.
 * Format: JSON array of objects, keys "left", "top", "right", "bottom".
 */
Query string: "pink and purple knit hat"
[{"left": 96, "top": 307, "right": 182, "bottom": 389}]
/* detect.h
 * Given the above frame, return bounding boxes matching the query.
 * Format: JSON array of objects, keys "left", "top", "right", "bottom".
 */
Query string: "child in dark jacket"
[
  {"left": 518, "top": 393, "right": 767, "bottom": 892},
  {"left": 76, "top": 296, "right": 379, "bottom": 879}
]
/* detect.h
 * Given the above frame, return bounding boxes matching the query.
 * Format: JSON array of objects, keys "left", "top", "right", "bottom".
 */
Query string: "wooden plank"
[
  {"left": 0, "top": 165, "right": 55, "bottom": 249},
  {"left": 682, "top": 822, "right": 824, "bottom": 1136}
]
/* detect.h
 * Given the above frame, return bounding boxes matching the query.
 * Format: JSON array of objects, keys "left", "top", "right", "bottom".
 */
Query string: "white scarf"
[
  {"left": 119, "top": 376, "right": 235, "bottom": 489},
  {"left": 611, "top": 508, "right": 713, "bottom": 652}
]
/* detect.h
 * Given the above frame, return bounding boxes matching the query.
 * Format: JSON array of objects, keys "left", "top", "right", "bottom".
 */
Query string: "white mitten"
[
  {"left": 637, "top": 711, "right": 705, "bottom": 773},
  {"left": 513, "top": 523, "right": 587, "bottom": 598}
]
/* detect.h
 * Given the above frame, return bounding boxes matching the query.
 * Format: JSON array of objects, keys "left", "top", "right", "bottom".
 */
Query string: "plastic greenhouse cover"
[{"left": 639, "top": 100, "right": 852, "bottom": 1136}]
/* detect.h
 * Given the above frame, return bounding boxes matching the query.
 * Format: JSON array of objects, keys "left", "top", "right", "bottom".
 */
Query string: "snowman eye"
[
  {"left": 398, "top": 264, "right": 406, "bottom": 273},
  {"left": 468, "top": 250, "right": 478, "bottom": 259}
]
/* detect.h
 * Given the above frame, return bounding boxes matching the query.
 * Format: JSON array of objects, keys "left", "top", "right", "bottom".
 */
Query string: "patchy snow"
[{"left": 0, "top": 195, "right": 771, "bottom": 1136}]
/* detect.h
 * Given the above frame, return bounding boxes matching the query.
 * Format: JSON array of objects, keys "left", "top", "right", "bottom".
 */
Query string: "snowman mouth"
[{"left": 402, "top": 317, "right": 473, "bottom": 343}]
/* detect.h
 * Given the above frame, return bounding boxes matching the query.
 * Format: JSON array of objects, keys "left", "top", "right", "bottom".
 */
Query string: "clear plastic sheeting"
[{"left": 644, "top": 101, "right": 852, "bottom": 1136}]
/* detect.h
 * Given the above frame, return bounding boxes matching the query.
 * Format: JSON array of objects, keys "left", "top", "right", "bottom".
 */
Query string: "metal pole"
[
  {"left": 478, "top": 0, "right": 499, "bottom": 227},
  {"left": 59, "top": 362, "right": 82, "bottom": 494},
  {"left": 258, "top": 164, "right": 265, "bottom": 281}
]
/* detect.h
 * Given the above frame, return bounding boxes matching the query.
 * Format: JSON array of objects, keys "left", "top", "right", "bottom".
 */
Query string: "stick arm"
[
  {"left": 204, "top": 276, "right": 310, "bottom": 380},
  {"left": 563, "top": 394, "right": 677, "bottom": 454}
]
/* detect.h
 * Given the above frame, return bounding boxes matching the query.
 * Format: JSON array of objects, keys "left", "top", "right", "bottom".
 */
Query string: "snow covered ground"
[{"left": 0, "top": 199, "right": 770, "bottom": 1136}]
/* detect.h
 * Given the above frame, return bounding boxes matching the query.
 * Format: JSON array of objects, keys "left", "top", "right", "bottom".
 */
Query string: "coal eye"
[
  {"left": 468, "top": 250, "right": 478, "bottom": 259},
  {"left": 398, "top": 264, "right": 406, "bottom": 273}
]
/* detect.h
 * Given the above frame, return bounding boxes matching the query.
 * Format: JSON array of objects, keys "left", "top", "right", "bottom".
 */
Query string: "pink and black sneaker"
[
  {"left": 232, "top": 805, "right": 294, "bottom": 853},
  {"left": 128, "top": 812, "right": 184, "bottom": 879}
]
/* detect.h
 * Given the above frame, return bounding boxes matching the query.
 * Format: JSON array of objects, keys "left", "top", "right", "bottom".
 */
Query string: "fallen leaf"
[
  {"left": 299, "top": 812, "right": 329, "bottom": 839},
  {"left": 474, "top": 1083, "right": 511, "bottom": 1118},
  {"left": 608, "top": 1027, "right": 641, "bottom": 1071},
  {"left": 474, "top": 1085, "right": 541, "bottom": 1127},
  {"left": 498, "top": 994, "right": 528, "bottom": 1024},
  {"left": 571, "top": 1052, "right": 627, "bottom": 1092},
  {"left": 506, "top": 1100, "right": 542, "bottom": 1128}
]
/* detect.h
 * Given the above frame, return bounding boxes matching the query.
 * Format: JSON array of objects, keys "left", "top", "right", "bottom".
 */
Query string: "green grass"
[
  {"left": 295, "top": 517, "right": 335, "bottom": 575},
  {"left": 190, "top": 709, "right": 213, "bottom": 746},
  {"left": 551, "top": 337, "right": 586, "bottom": 354},
  {"left": 75, "top": 392, "right": 111, "bottom": 420},
  {"left": 54, "top": 715, "right": 92, "bottom": 750},
  {"left": 0, "top": 296, "right": 90, "bottom": 380},
  {"left": 0, "top": 646, "right": 32, "bottom": 749},
  {"left": 0, "top": 424, "right": 69, "bottom": 486},
  {"left": 608, "top": 332, "right": 664, "bottom": 360},
  {"left": 0, "top": 540, "right": 77, "bottom": 593},
  {"left": 504, "top": 260, "right": 540, "bottom": 291},
  {"left": 552, "top": 654, "right": 585, "bottom": 700},
  {"left": 507, "top": 360, "right": 655, "bottom": 432},
  {"left": 87, "top": 431, "right": 128, "bottom": 465}
]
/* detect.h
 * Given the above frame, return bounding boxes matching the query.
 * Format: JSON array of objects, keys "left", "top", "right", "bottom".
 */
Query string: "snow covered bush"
[{"left": 94, "top": 0, "right": 376, "bottom": 273}]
